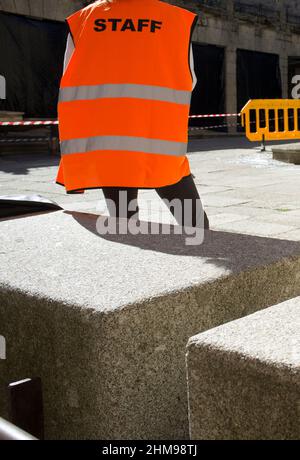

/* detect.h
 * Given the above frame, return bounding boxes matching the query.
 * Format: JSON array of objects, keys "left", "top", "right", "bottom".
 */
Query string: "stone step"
[
  {"left": 272, "top": 143, "right": 300, "bottom": 164},
  {"left": 186, "top": 297, "right": 300, "bottom": 440}
]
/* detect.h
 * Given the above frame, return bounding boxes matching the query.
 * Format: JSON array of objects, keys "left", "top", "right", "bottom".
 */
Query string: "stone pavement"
[
  {"left": 272, "top": 142, "right": 300, "bottom": 165},
  {"left": 1, "top": 136, "right": 299, "bottom": 240}
]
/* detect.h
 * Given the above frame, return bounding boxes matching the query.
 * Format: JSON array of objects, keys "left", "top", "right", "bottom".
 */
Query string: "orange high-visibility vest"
[{"left": 56, "top": 0, "right": 198, "bottom": 193}]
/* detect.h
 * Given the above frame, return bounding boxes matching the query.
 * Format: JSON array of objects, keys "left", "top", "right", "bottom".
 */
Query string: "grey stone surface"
[
  {"left": 1, "top": 210, "right": 300, "bottom": 439},
  {"left": 272, "top": 143, "right": 300, "bottom": 151},
  {"left": 276, "top": 229, "right": 300, "bottom": 241},
  {"left": 273, "top": 144, "right": 300, "bottom": 165},
  {"left": 214, "top": 219, "right": 298, "bottom": 238},
  {"left": 186, "top": 297, "right": 300, "bottom": 440}
]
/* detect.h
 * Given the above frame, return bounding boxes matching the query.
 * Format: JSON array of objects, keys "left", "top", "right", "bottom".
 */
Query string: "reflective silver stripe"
[
  {"left": 61, "top": 135, "right": 187, "bottom": 157},
  {"left": 59, "top": 83, "right": 191, "bottom": 105}
]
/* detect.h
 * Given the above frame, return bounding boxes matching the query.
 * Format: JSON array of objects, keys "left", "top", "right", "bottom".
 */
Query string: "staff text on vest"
[{"left": 94, "top": 18, "right": 163, "bottom": 33}]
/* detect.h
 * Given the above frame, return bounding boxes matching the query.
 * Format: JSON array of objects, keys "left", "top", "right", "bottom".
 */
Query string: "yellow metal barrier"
[{"left": 241, "top": 99, "right": 300, "bottom": 142}]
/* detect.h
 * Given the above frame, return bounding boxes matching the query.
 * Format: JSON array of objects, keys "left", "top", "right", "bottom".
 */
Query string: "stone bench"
[
  {"left": 186, "top": 297, "right": 300, "bottom": 440},
  {"left": 0, "top": 210, "right": 300, "bottom": 439},
  {"left": 272, "top": 143, "right": 300, "bottom": 165}
]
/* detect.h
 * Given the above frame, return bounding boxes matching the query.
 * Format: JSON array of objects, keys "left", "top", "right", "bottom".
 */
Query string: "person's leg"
[
  {"left": 155, "top": 174, "right": 209, "bottom": 229},
  {"left": 102, "top": 187, "right": 139, "bottom": 219}
]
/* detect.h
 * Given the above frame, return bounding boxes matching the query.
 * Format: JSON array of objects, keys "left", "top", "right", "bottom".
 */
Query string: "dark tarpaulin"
[
  {"left": 190, "top": 43, "right": 226, "bottom": 131},
  {"left": 0, "top": 195, "right": 62, "bottom": 218},
  {"left": 237, "top": 48, "right": 282, "bottom": 113},
  {"left": 0, "top": 11, "right": 67, "bottom": 118}
]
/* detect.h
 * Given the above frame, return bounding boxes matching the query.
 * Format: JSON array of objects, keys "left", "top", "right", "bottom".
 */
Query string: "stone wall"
[
  {"left": 168, "top": 0, "right": 300, "bottom": 128},
  {"left": 0, "top": 0, "right": 83, "bottom": 21},
  {"left": 1, "top": 0, "right": 299, "bottom": 23}
]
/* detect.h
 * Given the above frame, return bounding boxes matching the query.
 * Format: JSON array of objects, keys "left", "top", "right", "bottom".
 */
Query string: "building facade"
[
  {"left": 171, "top": 0, "right": 300, "bottom": 127},
  {"left": 1, "top": 0, "right": 300, "bottom": 123},
  {"left": 0, "top": 0, "right": 83, "bottom": 21}
]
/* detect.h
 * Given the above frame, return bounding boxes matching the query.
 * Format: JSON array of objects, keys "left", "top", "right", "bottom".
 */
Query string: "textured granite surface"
[
  {"left": 1, "top": 211, "right": 300, "bottom": 439},
  {"left": 187, "top": 297, "right": 300, "bottom": 440}
]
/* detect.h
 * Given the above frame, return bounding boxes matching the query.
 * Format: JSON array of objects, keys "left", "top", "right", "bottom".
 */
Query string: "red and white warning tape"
[
  {"left": 0, "top": 121, "right": 59, "bottom": 126},
  {"left": 0, "top": 138, "right": 49, "bottom": 143},
  {"left": 0, "top": 113, "right": 241, "bottom": 126}
]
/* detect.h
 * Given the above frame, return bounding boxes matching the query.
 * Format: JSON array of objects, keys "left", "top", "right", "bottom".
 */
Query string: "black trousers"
[{"left": 102, "top": 174, "right": 209, "bottom": 229}]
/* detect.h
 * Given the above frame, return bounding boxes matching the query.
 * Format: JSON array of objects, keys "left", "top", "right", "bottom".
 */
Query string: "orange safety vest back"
[{"left": 56, "top": 0, "right": 198, "bottom": 193}]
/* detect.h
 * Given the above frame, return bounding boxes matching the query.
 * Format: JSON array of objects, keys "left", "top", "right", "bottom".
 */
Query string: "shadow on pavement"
[
  {"left": 188, "top": 137, "right": 298, "bottom": 153},
  {"left": 0, "top": 153, "right": 59, "bottom": 175},
  {"left": 65, "top": 210, "right": 300, "bottom": 273}
]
